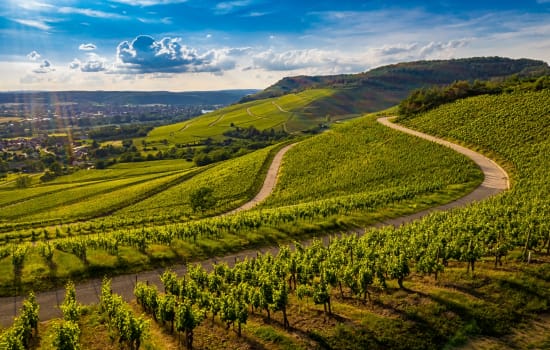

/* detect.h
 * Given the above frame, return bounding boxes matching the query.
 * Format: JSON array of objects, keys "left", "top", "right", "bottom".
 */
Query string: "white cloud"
[
  {"left": 69, "top": 59, "right": 81, "bottom": 69},
  {"left": 11, "top": 18, "right": 52, "bottom": 31},
  {"left": 79, "top": 43, "right": 97, "bottom": 51},
  {"left": 58, "top": 7, "right": 125, "bottom": 19},
  {"left": 418, "top": 40, "right": 468, "bottom": 58},
  {"left": 27, "top": 51, "right": 41, "bottom": 61},
  {"left": 108, "top": 0, "right": 188, "bottom": 6},
  {"left": 33, "top": 59, "right": 55, "bottom": 73},
  {"left": 253, "top": 49, "right": 324, "bottom": 71},
  {"left": 115, "top": 35, "right": 250, "bottom": 74},
  {"left": 215, "top": 1, "right": 252, "bottom": 15},
  {"left": 137, "top": 17, "right": 172, "bottom": 24},
  {"left": 80, "top": 53, "right": 108, "bottom": 72},
  {"left": 17, "top": 1, "right": 54, "bottom": 10},
  {"left": 251, "top": 39, "right": 472, "bottom": 75}
]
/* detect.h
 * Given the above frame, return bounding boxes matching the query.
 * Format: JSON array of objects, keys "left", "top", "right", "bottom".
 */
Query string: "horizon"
[{"left": 1, "top": 1, "right": 549, "bottom": 92}]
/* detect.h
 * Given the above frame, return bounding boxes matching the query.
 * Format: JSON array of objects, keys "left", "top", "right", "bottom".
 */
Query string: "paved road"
[{"left": 0, "top": 118, "right": 509, "bottom": 327}]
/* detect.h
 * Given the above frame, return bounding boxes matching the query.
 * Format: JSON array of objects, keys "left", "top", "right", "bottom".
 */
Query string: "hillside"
[
  {"left": 2, "top": 84, "right": 549, "bottom": 349},
  {"left": 240, "top": 57, "right": 550, "bottom": 115},
  {"left": 0, "top": 89, "right": 258, "bottom": 106}
]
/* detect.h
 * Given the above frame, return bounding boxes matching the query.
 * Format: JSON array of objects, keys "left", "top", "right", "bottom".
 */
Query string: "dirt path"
[
  {"left": 208, "top": 114, "right": 225, "bottom": 127},
  {"left": 272, "top": 101, "right": 289, "bottom": 113},
  {"left": 0, "top": 118, "right": 509, "bottom": 327},
  {"left": 225, "top": 142, "right": 298, "bottom": 215}
]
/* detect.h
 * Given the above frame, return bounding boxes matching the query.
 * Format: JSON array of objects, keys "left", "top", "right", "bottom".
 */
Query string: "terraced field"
[{"left": 145, "top": 89, "right": 335, "bottom": 146}]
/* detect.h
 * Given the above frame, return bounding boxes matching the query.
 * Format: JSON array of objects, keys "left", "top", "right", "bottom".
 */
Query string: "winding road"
[{"left": 0, "top": 117, "right": 509, "bottom": 327}]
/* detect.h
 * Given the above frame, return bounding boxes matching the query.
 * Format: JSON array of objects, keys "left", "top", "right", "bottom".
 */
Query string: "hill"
[
  {"left": 2, "top": 83, "right": 550, "bottom": 349},
  {"left": 0, "top": 89, "right": 258, "bottom": 106},
  {"left": 240, "top": 56, "right": 550, "bottom": 115}
]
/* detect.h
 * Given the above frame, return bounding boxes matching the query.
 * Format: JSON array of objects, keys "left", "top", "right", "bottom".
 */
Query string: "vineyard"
[
  {"left": 0, "top": 109, "right": 483, "bottom": 296},
  {"left": 259, "top": 115, "right": 482, "bottom": 207},
  {"left": 1, "top": 84, "right": 550, "bottom": 349},
  {"left": 145, "top": 89, "right": 335, "bottom": 147}
]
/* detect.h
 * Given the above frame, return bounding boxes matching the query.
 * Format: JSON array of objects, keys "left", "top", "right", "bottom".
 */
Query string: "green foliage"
[
  {"left": 189, "top": 187, "right": 216, "bottom": 212},
  {"left": 397, "top": 76, "right": 550, "bottom": 117},
  {"left": 52, "top": 320, "right": 81, "bottom": 350},
  {"left": 260, "top": 114, "right": 482, "bottom": 207},
  {"left": 243, "top": 57, "right": 550, "bottom": 115},
  {"left": 15, "top": 175, "right": 32, "bottom": 188},
  {"left": 99, "top": 278, "right": 149, "bottom": 350},
  {"left": 0, "top": 292, "right": 39, "bottom": 349},
  {"left": 146, "top": 89, "right": 335, "bottom": 146}
]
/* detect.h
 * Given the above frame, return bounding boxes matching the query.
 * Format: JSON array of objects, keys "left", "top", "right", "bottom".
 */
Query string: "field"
[
  {"left": 145, "top": 89, "right": 335, "bottom": 147},
  {"left": 0, "top": 107, "right": 484, "bottom": 295},
  {"left": 259, "top": 114, "right": 482, "bottom": 208},
  {"left": 1, "top": 83, "right": 549, "bottom": 349}
]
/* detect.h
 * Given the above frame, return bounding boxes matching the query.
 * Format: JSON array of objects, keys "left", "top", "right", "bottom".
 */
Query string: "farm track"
[
  {"left": 272, "top": 101, "right": 289, "bottom": 113},
  {"left": 208, "top": 114, "right": 225, "bottom": 127},
  {"left": 0, "top": 117, "right": 509, "bottom": 326}
]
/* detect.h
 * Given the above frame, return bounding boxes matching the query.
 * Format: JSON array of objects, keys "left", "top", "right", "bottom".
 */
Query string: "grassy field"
[
  {"left": 145, "top": 89, "right": 335, "bottom": 147},
  {"left": 116, "top": 143, "right": 281, "bottom": 220},
  {"left": 259, "top": 113, "right": 482, "bottom": 208}
]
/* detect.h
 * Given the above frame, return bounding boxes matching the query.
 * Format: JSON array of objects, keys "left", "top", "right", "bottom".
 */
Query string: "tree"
[
  {"left": 15, "top": 175, "right": 32, "bottom": 188},
  {"left": 189, "top": 187, "right": 216, "bottom": 212}
]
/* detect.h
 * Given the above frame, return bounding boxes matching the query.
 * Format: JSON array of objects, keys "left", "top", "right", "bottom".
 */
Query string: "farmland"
[
  {"left": 145, "top": 89, "right": 335, "bottom": 147},
  {"left": 0, "top": 107, "right": 485, "bottom": 296},
  {"left": 1, "top": 76, "right": 549, "bottom": 349}
]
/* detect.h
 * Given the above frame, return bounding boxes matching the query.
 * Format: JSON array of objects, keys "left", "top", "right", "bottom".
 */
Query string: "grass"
[{"left": 145, "top": 89, "right": 335, "bottom": 146}]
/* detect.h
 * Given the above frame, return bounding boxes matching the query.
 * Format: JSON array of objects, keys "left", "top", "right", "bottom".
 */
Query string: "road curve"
[
  {"left": 0, "top": 118, "right": 509, "bottom": 326},
  {"left": 225, "top": 143, "right": 298, "bottom": 215}
]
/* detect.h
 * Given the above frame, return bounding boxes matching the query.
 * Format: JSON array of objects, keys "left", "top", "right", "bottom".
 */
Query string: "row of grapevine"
[
  {"left": 99, "top": 278, "right": 149, "bottom": 350},
  {"left": 0, "top": 292, "right": 39, "bottom": 349}
]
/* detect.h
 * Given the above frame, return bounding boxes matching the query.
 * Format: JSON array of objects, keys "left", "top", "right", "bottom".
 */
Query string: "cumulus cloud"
[
  {"left": 79, "top": 43, "right": 97, "bottom": 51},
  {"left": 27, "top": 51, "right": 41, "bottom": 61},
  {"left": 253, "top": 49, "right": 342, "bottom": 71},
  {"left": 115, "top": 35, "right": 249, "bottom": 74},
  {"left": 80, "top": 54, "right": 108, "bottom": 72},
  {"left": 33, "top": 60, "right": 55, "bottom": 73},
  {"left": 250, "top": 39, "right": 470, "bottom": 75},
  {"left": 69, "top": 59, "right": 81, "bottom": 69},
  {"left": 69, "top": 54, "right": 108, "bottom": 72}
]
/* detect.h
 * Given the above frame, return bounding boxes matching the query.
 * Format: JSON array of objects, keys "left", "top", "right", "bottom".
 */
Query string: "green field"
[
  {"left": 0, "top": 102, "right": 485, "bottom": 293},
  {"left": 145, "top": 89, "right": 335, "bottom": 146},
  {"left": 116, "top": 143, "right": 280, "bottom": 220},
  {"left": 2, "top": 79, "right": 550, "bottom": 350},
  {"left": 259, "top": 114, "right": 482, "bottom": 208}
]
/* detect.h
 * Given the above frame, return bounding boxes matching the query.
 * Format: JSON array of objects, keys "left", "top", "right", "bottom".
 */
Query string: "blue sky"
[{"left": 0, "top": 0, "right": 549, "bottom": 91}]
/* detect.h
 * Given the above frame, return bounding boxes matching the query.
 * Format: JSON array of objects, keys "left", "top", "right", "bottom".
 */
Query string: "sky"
[{"left": 0, "top": 0, "right": 549, "bottom": 91}]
